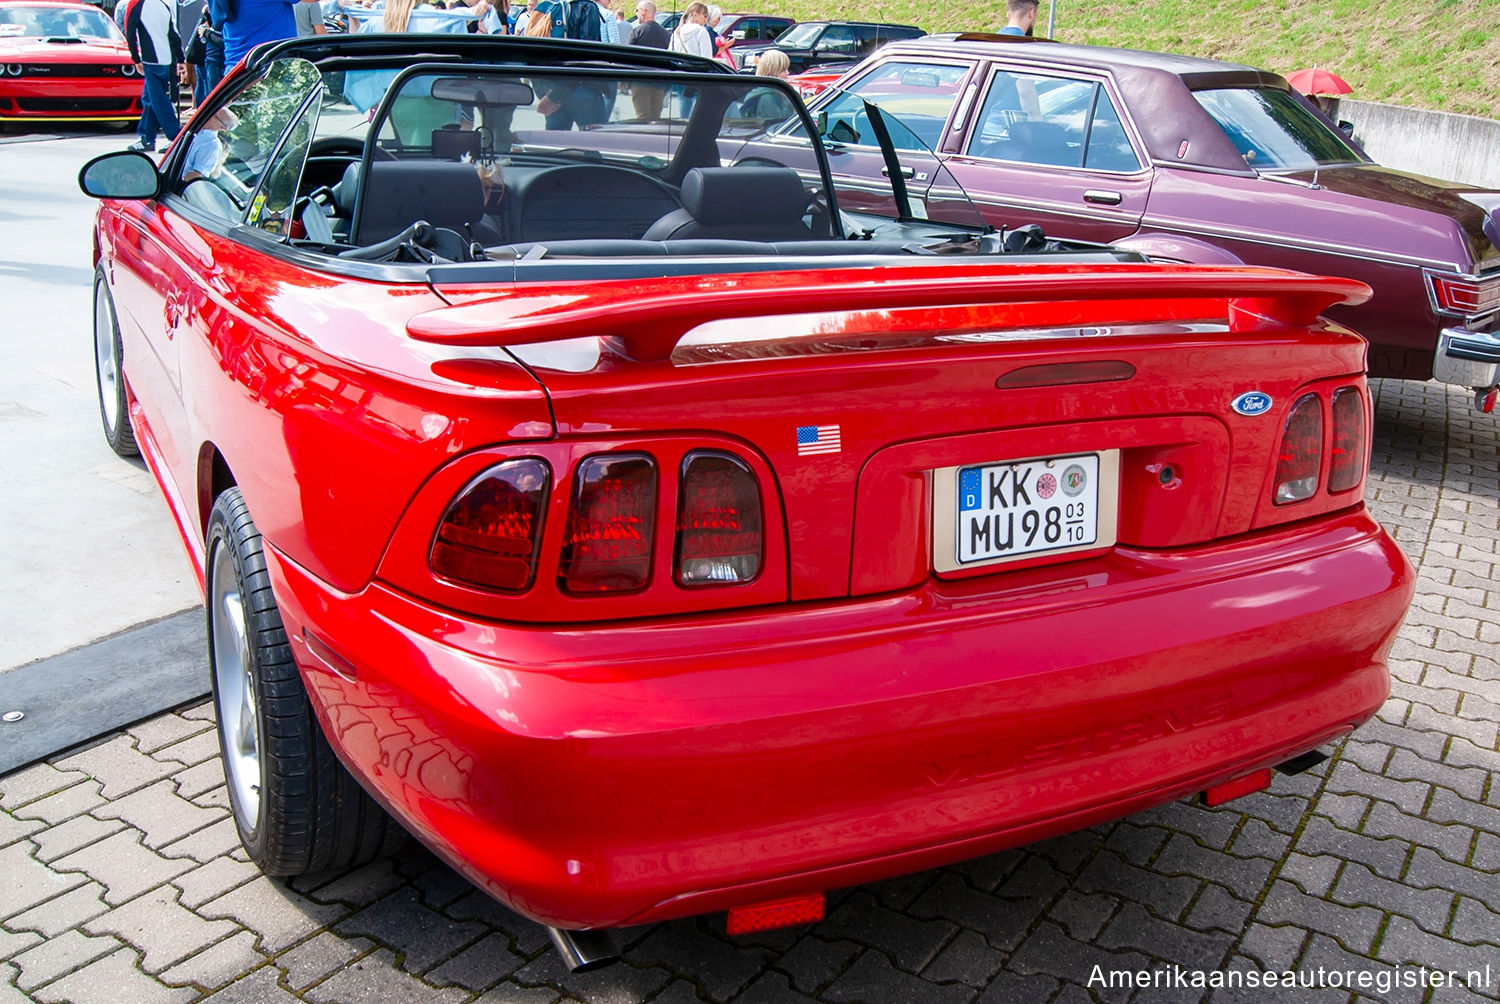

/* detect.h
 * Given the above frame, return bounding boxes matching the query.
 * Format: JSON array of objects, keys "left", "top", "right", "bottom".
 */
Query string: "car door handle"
[
  {"left": 1084, "top": 189, "right": 1123, "bottom": 206},
  {"left": 881, "top": 165, "right": 915, "bottom": 179}
]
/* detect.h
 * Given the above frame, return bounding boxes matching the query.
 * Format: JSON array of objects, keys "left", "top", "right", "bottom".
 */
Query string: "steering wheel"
[
  {"left": 182, "top": 178, "right": 245, "bottom": 218},
  {"left": 308, "top": 136, "right": 366, "bottom": 159}
]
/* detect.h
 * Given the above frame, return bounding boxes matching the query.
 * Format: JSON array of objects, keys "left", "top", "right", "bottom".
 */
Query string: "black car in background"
[{"left": 736, "top": 20, "right": 924, "bottom": 74}]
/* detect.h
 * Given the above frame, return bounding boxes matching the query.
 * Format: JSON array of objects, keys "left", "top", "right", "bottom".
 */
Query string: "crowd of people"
[{"left": 119, "top": 0, "right": 805, "bottom": 150}]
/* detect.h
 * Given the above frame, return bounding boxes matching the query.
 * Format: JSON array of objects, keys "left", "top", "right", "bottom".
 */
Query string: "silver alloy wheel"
[
  {"left": 211, "top": 538, "right": 262, "bottom": 834},
  {"left": 94, "top": 282, "right": 119, "bottom": 433}
]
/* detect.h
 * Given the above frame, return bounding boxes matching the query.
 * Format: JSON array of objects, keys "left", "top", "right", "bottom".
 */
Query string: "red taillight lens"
[
  {"left": 1329, "top": 387, "right": 1366, "bottom": 493},
  {"left": 1273, "top": 394, "right": 1323, "bottom": 505},
  {"left": 675, "top": 452, "right": 762, "bottom": 586},
  {"left": 430, "top": 459, "right": 550, "bottom": 591},
  {"left": 1429, "top": 273, "right": 1500, "bottom": 317},
  {"left": 559, "top": 454, "right": 656, "bottom": 594}
]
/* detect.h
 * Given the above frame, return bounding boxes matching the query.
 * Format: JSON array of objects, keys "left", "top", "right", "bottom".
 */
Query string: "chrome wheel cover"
[
  {"left": 210, "top": 539, "right": 261, "bottom": 833},
  {"left": 94, "top": 283, "right": 119, "bottom": 432}
]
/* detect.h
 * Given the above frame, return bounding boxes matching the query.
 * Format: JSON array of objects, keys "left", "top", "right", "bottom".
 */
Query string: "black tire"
[
  {"left": 93, "top": 268, "right": 138, "bottom": 457},
  {"left": 206, "top": 487, "right": 399, "bottom": 876}
]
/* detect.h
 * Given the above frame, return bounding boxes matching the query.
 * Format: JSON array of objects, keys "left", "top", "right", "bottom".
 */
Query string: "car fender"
[{"left": 1112, "top": 232, "right": 1246, "bottom": 265}]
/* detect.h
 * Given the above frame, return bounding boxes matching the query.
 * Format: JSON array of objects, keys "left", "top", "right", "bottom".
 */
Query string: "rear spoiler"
[{"left": 410, "top": 264, "right": 1372, "bottom": 362}]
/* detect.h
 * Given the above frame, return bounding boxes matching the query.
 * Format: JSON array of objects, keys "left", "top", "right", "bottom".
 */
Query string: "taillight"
[
  {"left": 1273, "top": 394, "right": 1322, "bottom": 505},
  {"left": 430, "top": 459, "right": 549, "bottom": 591},
  {"left": 1328, "top": 387, "right": 1366, "bottom": 493},
  {"left": 559, "top": 454, "right": 656, "bottom": 594},
  {"left": 1429, "top": 272, "right": 1500, "bottom": 317},
  {"left": 676, "top": 452, "right": 762, "bottom": 586}
]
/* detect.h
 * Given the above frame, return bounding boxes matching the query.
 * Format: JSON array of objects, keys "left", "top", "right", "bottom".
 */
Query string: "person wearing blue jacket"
[{"left": 211, "top": 0, "right": 296, "bottom": 68}]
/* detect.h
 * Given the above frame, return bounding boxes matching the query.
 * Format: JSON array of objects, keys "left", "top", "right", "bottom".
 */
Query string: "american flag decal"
[{"left": 796, "top": 424, "right": 842, "bottom": 456}]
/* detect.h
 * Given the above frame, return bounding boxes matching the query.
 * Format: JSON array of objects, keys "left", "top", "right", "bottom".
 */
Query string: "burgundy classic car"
[
  {"left": 0, "top": 0, "right": 141, "bottom": 125},
  {"left": 796, "top": 34, "right": 1500, "bottom": 409},
  {"left": 80, "top": 34, "right": 1411, "bottom": 968}
]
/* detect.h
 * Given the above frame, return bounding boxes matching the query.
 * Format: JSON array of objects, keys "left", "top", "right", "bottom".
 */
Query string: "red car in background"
[
  {"left": 0, "top": 0, "right": 141, "bottom": 126},
  {"left": 80, "top": 34, "right": 1412, "bottom": 969}
]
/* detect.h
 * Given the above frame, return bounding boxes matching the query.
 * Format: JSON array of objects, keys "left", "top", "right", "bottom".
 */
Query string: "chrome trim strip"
[{"left": 1137, "top": 216, "right": 1458, "bottom": 271}]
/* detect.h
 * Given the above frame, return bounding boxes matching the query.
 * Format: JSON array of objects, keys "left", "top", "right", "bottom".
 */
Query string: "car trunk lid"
[{"left": 422, "top": 262, "right": 1370, "bottom": 601}]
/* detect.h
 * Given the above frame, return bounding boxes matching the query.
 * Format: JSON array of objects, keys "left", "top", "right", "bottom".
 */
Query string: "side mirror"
[
  {"left": 1338, "top": 120, "right": 1355, "bottom": 138},
  {"left": 78, "top": 150, "right": 161, "bottom": 200}
]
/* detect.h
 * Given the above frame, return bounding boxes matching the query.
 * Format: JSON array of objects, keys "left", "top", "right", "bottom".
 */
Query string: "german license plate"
[{"left": 955, "top": 453, "right": 1108, "bottom": 565}]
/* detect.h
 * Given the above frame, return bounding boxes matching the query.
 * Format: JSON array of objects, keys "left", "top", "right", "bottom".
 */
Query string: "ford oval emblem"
[{"left": 1232, "top": 392, "right": 1273, "bottom": 416}]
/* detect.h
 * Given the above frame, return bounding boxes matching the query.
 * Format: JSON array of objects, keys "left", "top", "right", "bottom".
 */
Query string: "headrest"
[
  {"left": 679, "top": 167, "right": 807, "bottom": 225},
  {"left": 334, "top": 161, "right": 361, "bottom": 215}
]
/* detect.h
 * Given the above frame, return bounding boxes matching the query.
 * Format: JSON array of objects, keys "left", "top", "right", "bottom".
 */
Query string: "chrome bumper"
[{"left": 1433, "top": 326, "right": 1500, "bottom": 388}]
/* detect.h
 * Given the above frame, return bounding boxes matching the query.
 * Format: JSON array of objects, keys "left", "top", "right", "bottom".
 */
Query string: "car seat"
[
  {"left": 351, "top": 160, "right": 502, "bottom": 246},
  {"left": 642, "top": 166, "right": 814, "bottom": 242}
]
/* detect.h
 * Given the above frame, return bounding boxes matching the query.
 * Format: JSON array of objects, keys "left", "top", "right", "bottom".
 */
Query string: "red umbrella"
[{"left": 1286, "top": 67, "right": 1353, "bottom": 96}]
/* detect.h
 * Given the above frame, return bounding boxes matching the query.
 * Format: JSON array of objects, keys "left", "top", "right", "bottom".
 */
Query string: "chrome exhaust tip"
[{"left": 545, "top": 926, "right": 620, "bottom": 973}]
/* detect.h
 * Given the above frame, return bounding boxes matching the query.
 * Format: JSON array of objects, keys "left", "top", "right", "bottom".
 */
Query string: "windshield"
[
  {"left": 774, "top": 22, "right": 824, "bottom": 48},
  {"left": 0, "top": 4, "right": 120, "bottom": 39},
  {"left": 1191, "top": 87, "right": 1362, "bottom": 171},
  {"left": 333, "top": 65, "right": 844, "bottom": 244}
]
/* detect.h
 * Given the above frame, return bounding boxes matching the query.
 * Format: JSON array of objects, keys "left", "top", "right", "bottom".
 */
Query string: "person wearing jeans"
[
  {"left": 189, "top": 9, "right": 225, "bottom": 105},
  {"left": 125, "top": 0, "right": 182, "bottom": 151}
]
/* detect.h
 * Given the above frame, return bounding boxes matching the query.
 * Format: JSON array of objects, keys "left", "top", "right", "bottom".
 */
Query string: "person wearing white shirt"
[{"left": 667, "top": 0, "right": 711, "bottom": 58}]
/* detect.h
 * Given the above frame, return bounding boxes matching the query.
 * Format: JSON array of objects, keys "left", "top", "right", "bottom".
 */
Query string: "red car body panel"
[
  {"left": 0, "top": 1, "right": 142, "bottom": 121},
  {"left": 88, "top": 38, "right": 1415, "bottom": 933},
  {"left": 263, "top": 509, "right": 1406, "bottom": 928},
  {"left": 103, "top": 192, "right": 1415, "bottom": 926}
]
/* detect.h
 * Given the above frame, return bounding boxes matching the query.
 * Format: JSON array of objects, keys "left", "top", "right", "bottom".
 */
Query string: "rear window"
[{"left": 1191, "top": 87, "right": 1362, "bottom": 170}]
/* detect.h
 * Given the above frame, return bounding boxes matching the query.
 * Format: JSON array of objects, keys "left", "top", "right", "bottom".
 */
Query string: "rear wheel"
[
  {"left": 93, "top": 268, "right": 138, "bottom": 457},
  {"left": 207, "top": 487, "right": 398, "bottom": 875}
]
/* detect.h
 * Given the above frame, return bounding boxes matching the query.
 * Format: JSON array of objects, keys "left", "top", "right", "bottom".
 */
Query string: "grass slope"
[{"left": 733, "top": 0, "right": 1499, "bottom": 117}]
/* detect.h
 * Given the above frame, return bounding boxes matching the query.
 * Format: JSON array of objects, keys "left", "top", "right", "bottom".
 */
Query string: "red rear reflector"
[
  {"left": 1273, "top": 394, "right": 1322, "bottom": 505},
  {"left": 676, "top": 452, "right": 762, "bottom": 586},
  {"left": 726, "top": 894, "right": 825, "bottom": 935},
  {"left": 1328, "top": 387, "right": 1366, "bottom": 493},
  {"left": 559, "top": 454, "right": 657, "bottom": 594},
  {"left": 430, "top": 459, "right": 550, "bottom": 591},
  {"left": 1202, "top": 768, "right": 1274, "bottom": 807}
]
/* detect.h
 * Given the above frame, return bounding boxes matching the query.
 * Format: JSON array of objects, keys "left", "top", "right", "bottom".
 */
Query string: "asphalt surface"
[
  {"left": 2, "top": 129, "right": 1499, "bottom": 1004},
  {"left": 0, "top": 128, "right": 201, "bottom": 674}
]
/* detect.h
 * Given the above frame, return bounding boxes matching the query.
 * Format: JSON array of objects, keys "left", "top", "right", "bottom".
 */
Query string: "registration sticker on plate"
[{"left": 932, "top": 451, "right": 1119, "bottom": 572}]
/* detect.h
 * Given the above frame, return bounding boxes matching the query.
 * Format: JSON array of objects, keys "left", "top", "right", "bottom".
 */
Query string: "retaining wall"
[{"left": 1334, "top": 98, "right": 1500, "bottom": 189}]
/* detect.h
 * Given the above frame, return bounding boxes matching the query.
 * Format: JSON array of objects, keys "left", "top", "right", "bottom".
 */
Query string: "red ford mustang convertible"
[{"left": 81, "top": 34, "right": 1413, "bottom": 966}]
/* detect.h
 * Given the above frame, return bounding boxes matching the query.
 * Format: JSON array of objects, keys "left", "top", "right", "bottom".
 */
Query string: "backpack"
[{"left": 563, "top": 0, "right": 602, "bottom": 41}]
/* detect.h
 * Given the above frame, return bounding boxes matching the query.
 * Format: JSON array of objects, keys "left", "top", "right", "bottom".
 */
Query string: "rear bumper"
[
  {"left": 1433, "top": 325, "right": 1500, "bottom": 388},
  {"left": 266, "top": 509, "right": 1412, "bottom": 929}
]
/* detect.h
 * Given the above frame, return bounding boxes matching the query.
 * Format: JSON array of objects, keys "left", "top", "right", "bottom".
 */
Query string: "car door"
[
  {"left": 942, "top": 63, "right": 1151, "bottom": 244},
  {"left": 116, "top": 57, "right": 323, "bottom": 503}
]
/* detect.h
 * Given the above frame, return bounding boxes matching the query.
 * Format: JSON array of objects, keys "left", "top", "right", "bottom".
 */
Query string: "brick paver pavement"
[{"left": 3, "top": 379, "right": 1498, "bottom": 1003}]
